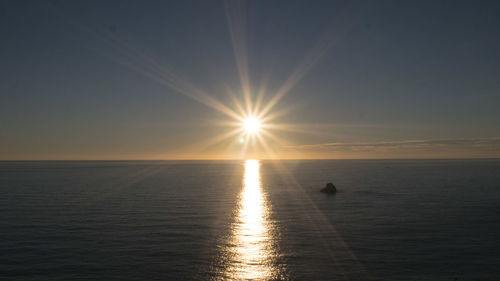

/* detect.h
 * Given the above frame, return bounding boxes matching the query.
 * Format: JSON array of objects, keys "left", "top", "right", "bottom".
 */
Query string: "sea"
[{"left": 0, "top": 159, "right": 499, "bottom": 281}]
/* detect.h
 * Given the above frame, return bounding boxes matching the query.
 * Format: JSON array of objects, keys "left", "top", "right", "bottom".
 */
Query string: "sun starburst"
[{"left": 243, "top": 117, "right": 261, "bottom": 134}]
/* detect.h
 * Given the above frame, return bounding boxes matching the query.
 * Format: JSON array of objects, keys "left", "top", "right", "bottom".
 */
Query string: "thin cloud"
[{"left": 282, "top": 138, "right": 500, "bottom": 158}]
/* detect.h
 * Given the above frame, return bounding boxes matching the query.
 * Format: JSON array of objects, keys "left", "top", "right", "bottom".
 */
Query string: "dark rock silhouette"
[{"left": 320, "top": 182, "right": 337, "bottom": 194}]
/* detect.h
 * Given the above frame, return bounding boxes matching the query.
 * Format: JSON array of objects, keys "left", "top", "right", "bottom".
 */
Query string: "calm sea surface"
[{"left": 1, "top": 160, "right": 499, "bottom": 280}]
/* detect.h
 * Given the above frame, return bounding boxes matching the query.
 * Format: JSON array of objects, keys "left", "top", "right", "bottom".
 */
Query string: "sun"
[{"left": 243, "top": 117, "right": 261, "bottom": 134}]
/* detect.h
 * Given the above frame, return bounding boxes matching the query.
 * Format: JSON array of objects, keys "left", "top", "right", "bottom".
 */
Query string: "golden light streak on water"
[{"left": 218, "top": 160, "right": 284, "bottom": 280}]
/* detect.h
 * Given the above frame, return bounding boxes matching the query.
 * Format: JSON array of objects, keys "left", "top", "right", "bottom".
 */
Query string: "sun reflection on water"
[{"left": 215, "top": 160, "right": 283, "bottom": 280}]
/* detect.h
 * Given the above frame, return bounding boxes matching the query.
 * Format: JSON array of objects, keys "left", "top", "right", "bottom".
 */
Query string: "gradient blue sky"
[{"left": 1, "top": 0, "right": 500, "bottom": 159}]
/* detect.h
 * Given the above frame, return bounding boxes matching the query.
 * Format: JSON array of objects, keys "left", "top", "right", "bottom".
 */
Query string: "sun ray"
[
  {"left": 225, "top": 0, "right": 253, "bottom": 116},
  {"left": 224, "top": 85, "right": 248, "bottom": 120},
  {"left": 258, "top": 2, "right": 365, "bottom": 119},
  {"left": 260, "top": 106, "right": 297, "bottom": 123},
  {"left": 252, "top": 72, "right": 271, "bottom": 117},
  {"left": 190, "top": 128, "right": 243, "bottom": 153},
  {"left": 239, "top": 132, "right": 251, "bottom": 158},
  {"left": 262, "top": 122, "right": 344, "bottom": 138},
  {"left": 53, "top": 5, "right": 245, "bottom": 123},
  {"left": 222, "top": 133, "right": 245, "bottom": 155},
  {"left": 259, "top": 130, "right": 288, "bottom": 146},
  {"left": 256, "top": 134, "right": 280, "bottom": 159},
  {"left": 267, "top": 159, "right": 371, "bottom": 279}
]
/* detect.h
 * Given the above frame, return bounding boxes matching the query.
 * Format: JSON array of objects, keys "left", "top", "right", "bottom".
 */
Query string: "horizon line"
[{"left": 1, "top": 157, "right": 500, "bottom": 161}]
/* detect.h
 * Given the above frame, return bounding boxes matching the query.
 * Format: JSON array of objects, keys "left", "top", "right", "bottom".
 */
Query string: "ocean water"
[{"left": 0, "top": 160, "right": 499, "bottom": 281}]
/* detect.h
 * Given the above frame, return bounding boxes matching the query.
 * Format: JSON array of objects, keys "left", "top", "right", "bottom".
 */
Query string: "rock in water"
[{"left": 320, "top": 182, "right": 337, "bottom": 194}]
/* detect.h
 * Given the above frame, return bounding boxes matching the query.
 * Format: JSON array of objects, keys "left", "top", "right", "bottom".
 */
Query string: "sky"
[{"left": 1, "top": 0, "right": 500, "bottom": 160}]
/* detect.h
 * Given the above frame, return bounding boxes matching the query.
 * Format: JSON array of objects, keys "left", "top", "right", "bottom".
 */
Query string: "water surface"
[{"left": 1, "top": 160, "right": 499, "bottom": 280}]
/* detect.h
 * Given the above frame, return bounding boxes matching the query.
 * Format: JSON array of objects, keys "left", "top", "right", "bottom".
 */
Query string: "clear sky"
[{"left": 1, "top": 0, "right": 500, "bottom": 160}]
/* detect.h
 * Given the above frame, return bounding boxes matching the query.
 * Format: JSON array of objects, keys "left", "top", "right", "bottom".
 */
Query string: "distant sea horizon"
[{"left": 2, "top": 157, "right": 500, "bottom": 161}]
